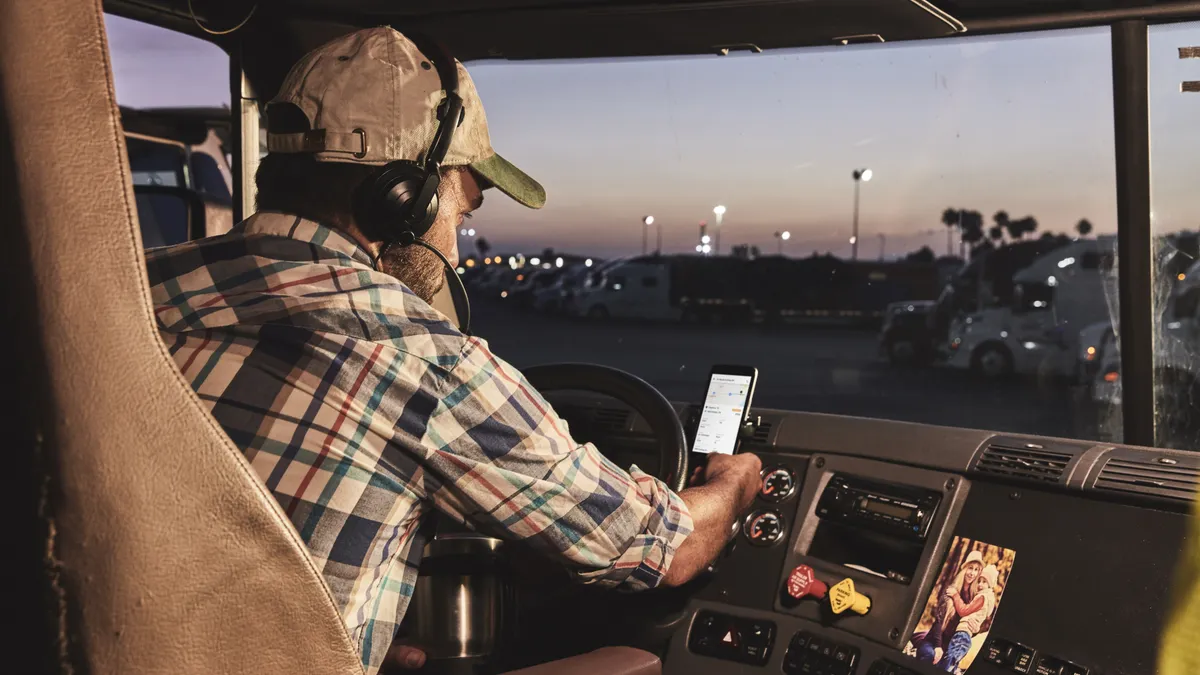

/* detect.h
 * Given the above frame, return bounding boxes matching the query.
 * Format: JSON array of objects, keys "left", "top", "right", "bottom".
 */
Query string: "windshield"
[
  {"left": 465, "top": 25, "right": 1144, "bottom": 445},
  {"left": 106, "top": 11, "right": 1200, "bottom": 451}
]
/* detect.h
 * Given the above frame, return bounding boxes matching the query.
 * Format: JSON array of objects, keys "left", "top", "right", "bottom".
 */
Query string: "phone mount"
[{"left": 738, "top": 415, "right": 763, "bottom": 443}]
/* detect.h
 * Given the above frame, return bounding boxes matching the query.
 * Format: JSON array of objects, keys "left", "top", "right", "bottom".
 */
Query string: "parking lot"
[{"left": 471, "top": 297, "right": 1113, "bottom": 442}]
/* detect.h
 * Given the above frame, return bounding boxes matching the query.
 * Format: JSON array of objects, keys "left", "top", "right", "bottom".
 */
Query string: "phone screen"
[{"left": 692, "top": 371, "right": 755, "bottom": 455}]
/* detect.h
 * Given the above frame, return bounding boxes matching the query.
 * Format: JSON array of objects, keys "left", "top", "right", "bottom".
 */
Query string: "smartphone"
[{"left": 691, "top": 365, "right": 758, "bottom": 456}]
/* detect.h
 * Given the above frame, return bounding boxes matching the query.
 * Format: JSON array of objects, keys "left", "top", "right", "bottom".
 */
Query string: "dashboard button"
[
  {"left": 1034, "top": 656, "right": 1064, "bottom": 675},
  {"left": 984, "top": 638, "right": 1015, "bottom": 666},
  {"left": 829, "top": 578, "right": 872, "bottom": 615},
  {"left": 787, "top": 564, "right": 830, "bottom": 602},
  {"left": 1012, "top": 645, "right": 1036, "bottom": 674}
]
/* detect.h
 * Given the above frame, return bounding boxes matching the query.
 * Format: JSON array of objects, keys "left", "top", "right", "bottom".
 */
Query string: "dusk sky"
[{"left": 105, "top": 14, "right": 1200, "bottom": 260}]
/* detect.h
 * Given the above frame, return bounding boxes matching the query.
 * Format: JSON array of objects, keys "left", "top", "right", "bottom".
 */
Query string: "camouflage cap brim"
[{"left": 469, "top": 153, "right": 546, "bottom": 209}]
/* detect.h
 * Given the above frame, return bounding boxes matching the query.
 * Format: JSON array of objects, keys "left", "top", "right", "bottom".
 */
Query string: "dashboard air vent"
[
  {"left": 1094, "top": 452, "right": 1200, "bottom": 504},
  {"left": 751, "top": 421, "right": 773, "bottom": 444},
  {"left": 973, "top": 440, "right": 1073, "bottom": 483},
  {"left": 593, "top": 407, "right": 632, "bottom": 433}
]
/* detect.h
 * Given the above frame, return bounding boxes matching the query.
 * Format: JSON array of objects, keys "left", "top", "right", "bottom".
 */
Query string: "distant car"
[
  {"left": 1076, "top": 321, "right": 1114, "bottom": 387},
  {"left": 466, "top": 266, "right": 502, "bottom": 291},
  {"left": 509, "top": 268, "right": 562, "bottom": 309},
  {"left": 477, "top": 267, "right": 519, "bottom": 298},
  {"left": 533, "top": 265, "right": 589, "bottom": 314},
  {"left": 879, "top": 300, "right": 937, "bottom": 365}
]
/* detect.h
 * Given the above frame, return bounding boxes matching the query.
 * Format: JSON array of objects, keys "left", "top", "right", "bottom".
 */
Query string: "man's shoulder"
[{"left": 147, "top": 219, "right": 472, "bottom": 371}]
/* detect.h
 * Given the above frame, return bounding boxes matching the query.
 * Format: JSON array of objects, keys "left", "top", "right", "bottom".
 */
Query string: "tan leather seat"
[{"left": 0, "top": 1, "right": 657, "bottom": 673}]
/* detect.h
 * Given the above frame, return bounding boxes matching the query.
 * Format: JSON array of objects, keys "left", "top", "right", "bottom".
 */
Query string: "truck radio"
[{"left": 815, "top": 474, "right": 940, "bottom": 542}]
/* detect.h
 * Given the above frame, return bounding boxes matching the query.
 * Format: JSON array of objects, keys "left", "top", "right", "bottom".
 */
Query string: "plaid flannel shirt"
[{"left": 146, "top": 212, "right": 693, "bottom": 674}]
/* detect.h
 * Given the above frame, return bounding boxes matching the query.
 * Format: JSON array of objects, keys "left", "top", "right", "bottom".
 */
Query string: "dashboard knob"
[
  {"left": 829, "top": 578, "right": 872, "bottom": 616},
  {"left": 785, "top": 564, "right": 828, "bottom": 602}
]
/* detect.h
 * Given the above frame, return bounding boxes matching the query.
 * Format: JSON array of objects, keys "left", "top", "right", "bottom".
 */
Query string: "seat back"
[{"left": 0, "top": 2, "right": 364, "bottom": 673}]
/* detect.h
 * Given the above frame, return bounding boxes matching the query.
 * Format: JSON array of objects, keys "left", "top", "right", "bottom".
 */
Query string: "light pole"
[
  {"left": 775, "top": 230, "right": 791, "bottom": 255},
  {"left": 713, "top": 205, "right": 726, "bottom": 255},
  {"left": 878, "top": 233, "right": 886, "bottom": 261},
  {"left": 642, "top": 216, "right": 654, "bottom": 255},
  {"left": 851, "top": 168, "right": 872, "bottom": 261}
]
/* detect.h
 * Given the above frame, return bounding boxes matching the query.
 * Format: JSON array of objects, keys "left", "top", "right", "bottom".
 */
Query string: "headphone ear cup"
[{"left": 353, "top": 161, "right": 438, "bottom": 244}]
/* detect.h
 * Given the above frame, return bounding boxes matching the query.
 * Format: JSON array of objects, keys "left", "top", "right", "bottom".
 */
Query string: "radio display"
[{"left": 863, "top": 498, "right": 915, "bottom": 521}]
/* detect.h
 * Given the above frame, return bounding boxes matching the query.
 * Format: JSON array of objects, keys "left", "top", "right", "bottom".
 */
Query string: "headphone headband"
[
  {"left": 404, "top": 32, "right": 462, "bottom": 172},
  {"left": 354, "top": 31, "right": 462, "bottom": 248}
]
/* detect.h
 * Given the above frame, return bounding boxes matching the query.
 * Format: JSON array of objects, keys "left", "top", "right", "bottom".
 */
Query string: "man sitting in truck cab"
[{"left": 144, "top": 26, "right": 761, "bottom": 674}]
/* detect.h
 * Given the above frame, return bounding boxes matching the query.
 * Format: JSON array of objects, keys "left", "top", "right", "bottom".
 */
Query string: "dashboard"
[{"left": 549, "top": 394, "right": 1193, "bottom": 675}]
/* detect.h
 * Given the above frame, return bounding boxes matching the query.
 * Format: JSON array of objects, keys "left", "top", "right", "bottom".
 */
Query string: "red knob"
[{"left": 786, "top": 564, "right": 829, "bottom": 601}]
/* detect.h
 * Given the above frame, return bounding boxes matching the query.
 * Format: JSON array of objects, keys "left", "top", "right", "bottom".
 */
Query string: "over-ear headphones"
[{"left": 352, "top": 34, "right": 464, "bottom": 248}]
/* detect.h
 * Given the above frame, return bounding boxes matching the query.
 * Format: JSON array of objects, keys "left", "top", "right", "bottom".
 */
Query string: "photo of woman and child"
[{"left": 903, "top": 537, "right": 1017, "bottom": 674}]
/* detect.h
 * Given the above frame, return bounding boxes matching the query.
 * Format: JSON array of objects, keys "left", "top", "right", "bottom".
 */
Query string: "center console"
[
  {"left": 775, "top": 454, "right": 968, "bottom": 649},
  {"left": 667, "top": 453, "right": 972, "bottom": 675}
]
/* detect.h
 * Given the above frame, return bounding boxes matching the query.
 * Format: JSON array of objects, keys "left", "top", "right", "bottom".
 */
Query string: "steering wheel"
[{"left": 522, "top": 363, "right": 688, "bottom": 493}]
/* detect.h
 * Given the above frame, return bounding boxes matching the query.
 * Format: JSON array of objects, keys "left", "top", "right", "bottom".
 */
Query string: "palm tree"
[
  {"left": 960, "top": 210, "right": 985, "bottom": 245},
  {"left": 942, "top": 208, "right": 960, "bottom": 256},
  {"left": 993, "top": 210, "right": 1010, "bottom": 232},
  {"left": 989, "top": 225, "right": 1004, "bottom": 242},
  {"left": 475, "top": 237, "right": 492, "bottom": 259},
  {"left": 1018, "top": 216, "right": 1039, "bottom": 239},
  {"left": 1076, "top": 219, "right": 1094, "bottom": 236}
]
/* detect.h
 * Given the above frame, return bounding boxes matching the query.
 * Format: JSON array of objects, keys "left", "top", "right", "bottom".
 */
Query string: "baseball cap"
[{"left": 265, "top": 26, "right": 545, "bottom": 209}]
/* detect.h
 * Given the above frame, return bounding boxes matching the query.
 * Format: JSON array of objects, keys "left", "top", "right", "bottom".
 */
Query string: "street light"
[
  {"left": 851, "top": 168, "right": 871, "bottom": 261},
  {"left": 467, "top": 228, "right": 476, "bottom": 237},
  {"left": 775, "top": 230, "right": 791, "bottom": 255},
  {"left": 642, "top": 216, "right": 654, "bottom": 255},
  {"left": 713, "top": 205, "right": 726, "bottom": 255}
]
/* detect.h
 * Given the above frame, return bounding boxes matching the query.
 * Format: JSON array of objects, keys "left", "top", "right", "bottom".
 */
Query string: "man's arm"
[
  {"left": 662, "top": 453, "right": 761, "bottom": 587},
  {"left": 413, "top": 337, "right": 757, "bottom": 590}
]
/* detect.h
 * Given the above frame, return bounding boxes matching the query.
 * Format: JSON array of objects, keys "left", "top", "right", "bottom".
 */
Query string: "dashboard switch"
[
  {"left": 689, "top": 610, "right": 775, "bottom": 666},
  {"left": 786, "top": 564, "right": 829, "bottom": 602},
  {"left": 829, "top": 577, "right": 872, "bottom": 615},
  {"left": 1011, "top": 645, "right": 1036, "bottom": 674},
  {"left": 784, "top": 632, "right": 860, "bottom": 675}
]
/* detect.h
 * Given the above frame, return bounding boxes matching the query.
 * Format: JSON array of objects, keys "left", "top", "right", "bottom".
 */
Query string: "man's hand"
[
  {"left": 384, "top": 643, "right": 426, "bottom": 671},
  {"left": 661, "top": 452, "right": 762, "bottom": 587}
]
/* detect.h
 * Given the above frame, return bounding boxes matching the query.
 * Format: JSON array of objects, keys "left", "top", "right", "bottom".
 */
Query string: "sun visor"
[{"left": 387, "top": 0, "right": 965, "bottom": 60}]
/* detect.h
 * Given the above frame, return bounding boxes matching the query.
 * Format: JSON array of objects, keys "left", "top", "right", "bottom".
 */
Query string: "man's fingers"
[{"left": 387, "top": 644, "right": 427, "bottom": 669}]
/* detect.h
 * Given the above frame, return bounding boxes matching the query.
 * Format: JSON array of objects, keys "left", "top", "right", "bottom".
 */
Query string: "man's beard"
[{"left": 379, "top": 244, "right": 446, "bottom": 303}]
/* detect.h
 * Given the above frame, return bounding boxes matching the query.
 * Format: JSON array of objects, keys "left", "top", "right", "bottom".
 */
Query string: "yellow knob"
[{"left": 829, "top": 578, "right": 871, "bottom": 615}]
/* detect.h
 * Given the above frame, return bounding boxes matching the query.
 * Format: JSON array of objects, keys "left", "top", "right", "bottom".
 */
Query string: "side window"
[
  {"left": 467, "top": 26, "right": 1127, "bottom": 445},
  {"left": 105, "top": 14, "right": 229, "bottom": 247},
  {"left": 125, "top": 135, "right": 187, "bottom": 187},
  {"left": 1150, "top": 21, "right": 1200, "bottom": 449}
]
